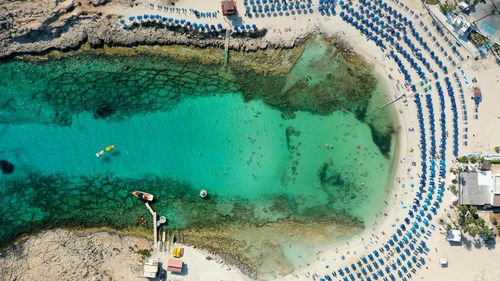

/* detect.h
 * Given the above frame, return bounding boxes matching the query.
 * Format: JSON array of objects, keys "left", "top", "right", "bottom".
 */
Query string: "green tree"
[
  {"left": 469, "top": 206, "right": 478, "bottom": 215},
  {"left": 449, "top": 184, "right": 458, "bottom": 194},
  {"left": 479, "top": 226, "right": 494, "bottom": 240},
  {"left": 491, "top": 216, "right": 498, "bottom": 225},
  {"left": 457, "top": 205, "right": 469, "bottom": 216},
  {"left": 469, "top": 226, "right": 479, "bottom": 237},
  {"left": 470, "top": 156, "right": 478, "bottom": 164}
]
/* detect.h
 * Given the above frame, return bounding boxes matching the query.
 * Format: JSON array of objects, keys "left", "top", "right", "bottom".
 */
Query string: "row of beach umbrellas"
[{"left": 120, "top": 15, "right": 258, "bottom": 33}]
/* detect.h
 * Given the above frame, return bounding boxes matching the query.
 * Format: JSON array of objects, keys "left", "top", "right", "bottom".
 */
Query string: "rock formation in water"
[
  {"left": 0, "top": 160, "right": 14, "bottom": 174},
  {"left": 0, "top": 229, "right": 151, "bottom": 281}
]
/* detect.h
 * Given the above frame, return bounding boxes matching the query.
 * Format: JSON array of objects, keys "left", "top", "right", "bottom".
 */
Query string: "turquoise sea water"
[{"left": 0, "top": 40, "right": 395, "bottom": 273}]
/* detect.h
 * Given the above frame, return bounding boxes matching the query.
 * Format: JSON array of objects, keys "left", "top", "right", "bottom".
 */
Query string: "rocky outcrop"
[
  {"left": 0, "top": 0, "right": 306, "bottom": 59},
  {"left": 0, "top": 229, "right": 151, "bottom": 281}
]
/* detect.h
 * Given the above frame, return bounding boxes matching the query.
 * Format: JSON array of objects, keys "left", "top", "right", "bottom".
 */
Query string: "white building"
[{"left": 459, "top": 170, "right": 500, "bottom": 207}]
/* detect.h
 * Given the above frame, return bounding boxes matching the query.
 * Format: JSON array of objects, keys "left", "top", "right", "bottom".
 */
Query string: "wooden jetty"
[
  {"left": 144, "top": 202, "right": 158, "bottom": 250},
  {"left": 224, "top": 29, "right": 231, "bottom": 68}
]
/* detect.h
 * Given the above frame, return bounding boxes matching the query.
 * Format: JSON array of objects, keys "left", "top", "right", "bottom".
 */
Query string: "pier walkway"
[
  {"left": 224, "top": 29, "right": 231, "bottom": 67},
  {"left": 144, "top": 202, "right": 157, "bottom": 250}
]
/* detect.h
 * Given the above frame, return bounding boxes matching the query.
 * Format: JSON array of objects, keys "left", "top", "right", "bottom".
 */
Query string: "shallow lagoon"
[{"left": 0, "top": 38, "right": 396, "bottom": 277}]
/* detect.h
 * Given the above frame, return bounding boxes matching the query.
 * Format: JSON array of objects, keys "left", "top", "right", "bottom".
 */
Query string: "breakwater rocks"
[
  {"left": 0, "top": 228, "right": 151, "bottom": 281},
  {"left": 0, "top": 0, "right": 304, "bottom": 59}
]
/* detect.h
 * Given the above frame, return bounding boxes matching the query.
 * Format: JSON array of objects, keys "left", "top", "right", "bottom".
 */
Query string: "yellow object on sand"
[{"left": 172, "top": 247, "right": 183, "bottom": 258}]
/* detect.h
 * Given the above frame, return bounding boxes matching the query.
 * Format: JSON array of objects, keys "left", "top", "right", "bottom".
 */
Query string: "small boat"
[
  {"left": 96, "top": 150, "right": 105, "bottom": 157},
  {"left": 132, "top": 191, "right": 154, "bottom": 202},
  {"left": 96, "top": 145, "right": 115, "bottom": 158}
]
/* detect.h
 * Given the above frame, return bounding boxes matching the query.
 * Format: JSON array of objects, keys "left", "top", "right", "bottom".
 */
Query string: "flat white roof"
[
  {"left": 447, "top": 229, "right": 462, "bottom": 242},
  {"left": 460, "top": 172, "right": 493, "bottom": 205},
  {"left": 478, "top": 171, "right": 492, "bottom": 185},
  {"left": 495, "top": 176, "right": 500, "bottom": 194}
]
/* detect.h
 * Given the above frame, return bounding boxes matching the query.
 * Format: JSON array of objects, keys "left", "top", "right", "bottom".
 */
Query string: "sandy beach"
[{"left": 1, "top": 0, "right": 499, "bottom": 280}]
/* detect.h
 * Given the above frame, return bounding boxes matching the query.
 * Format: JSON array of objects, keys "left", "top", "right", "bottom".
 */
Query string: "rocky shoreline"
[
  {"left": 0, "top": 0, "right": 312, "bottom": 60},
  {"left": 0, "top": 228, "right": 152, "bottom": 281}
]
